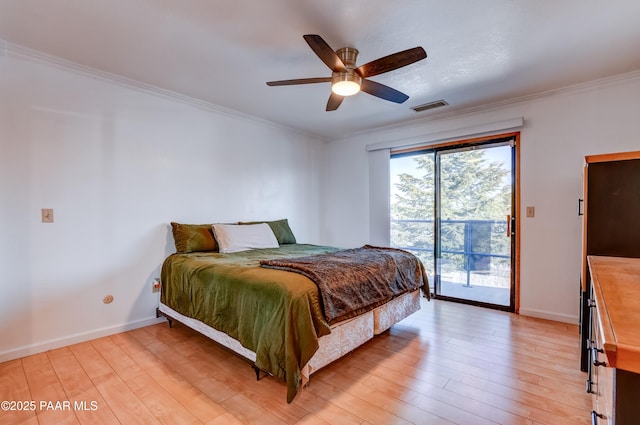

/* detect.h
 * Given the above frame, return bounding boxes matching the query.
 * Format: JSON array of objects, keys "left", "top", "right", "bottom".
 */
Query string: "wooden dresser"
[
  {"left": 587, "top": 256, "right": 640, "bottom": 424},
  {"left": 580, "top": 151, "right": 640, "bottom": 372}
]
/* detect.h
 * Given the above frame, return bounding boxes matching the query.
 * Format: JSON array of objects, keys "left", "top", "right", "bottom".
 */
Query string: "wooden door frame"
[{"left": 392, "top": 131, "right": 520, "bottom": 313}]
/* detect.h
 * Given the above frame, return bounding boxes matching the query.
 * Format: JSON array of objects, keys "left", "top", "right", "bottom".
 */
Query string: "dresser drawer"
[
  {"left": 588, "top": 257, "right": 640, "bottom": 424},
  {"left": 589, "top": 291, "right": 611, "bottom": 423}
]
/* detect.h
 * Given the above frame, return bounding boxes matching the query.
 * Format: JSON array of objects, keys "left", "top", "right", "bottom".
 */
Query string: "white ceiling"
[{"left": 1, "top": 1, "right": 640, "bottom": 140}]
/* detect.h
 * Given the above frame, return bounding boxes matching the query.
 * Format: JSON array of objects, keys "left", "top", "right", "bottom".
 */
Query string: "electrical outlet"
[
  {"left": 526, "top": 206, "right": 535, "bottom": 218},
  {"left": 42, "top": 208, "right": 54, "bottom": 223},
  {"left": 152, "top": 278, "right": 161, "bottom": 293}
]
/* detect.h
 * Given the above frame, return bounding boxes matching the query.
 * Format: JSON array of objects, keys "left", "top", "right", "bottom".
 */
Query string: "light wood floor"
[{"left": 1, "top": 299, "right": 591, "bottom": 425}]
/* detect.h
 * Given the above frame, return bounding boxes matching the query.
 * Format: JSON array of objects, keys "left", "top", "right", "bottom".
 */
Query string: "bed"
[{"left": 158, "top": 221, "right": 429, "bottom": 403}]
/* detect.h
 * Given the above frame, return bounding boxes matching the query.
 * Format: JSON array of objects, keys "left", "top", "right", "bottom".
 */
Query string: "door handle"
[
  {"left": 506, "top": 215, "right": 511, "bottom": 237},
  {"left": 578, "top": 199, "right": 584, "bottom": 216}
]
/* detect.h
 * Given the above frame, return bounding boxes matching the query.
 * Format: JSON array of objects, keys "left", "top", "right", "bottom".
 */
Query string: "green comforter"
[{"left": 160, "top": 244, "right": 339, "bottom": 403}]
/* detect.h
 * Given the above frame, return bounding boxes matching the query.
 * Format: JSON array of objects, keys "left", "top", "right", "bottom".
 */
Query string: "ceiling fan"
[{"left": 266, "top": 34, "right": 427, "bottom": 111}]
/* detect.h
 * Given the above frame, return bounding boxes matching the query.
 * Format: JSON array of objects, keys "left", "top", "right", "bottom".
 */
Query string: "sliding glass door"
[{"left": 390, "top": 137, "right": 516, "bottom": 311}]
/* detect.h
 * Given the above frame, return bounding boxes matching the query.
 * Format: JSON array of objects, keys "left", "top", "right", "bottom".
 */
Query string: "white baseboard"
[
  {"left": 0, "top": 316, "right": 166, "bottom": 363},
  {"left": 519, "top": 308, "right": 579, "bottom": 325}
]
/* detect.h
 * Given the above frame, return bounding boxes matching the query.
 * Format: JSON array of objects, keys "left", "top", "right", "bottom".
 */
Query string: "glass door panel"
[
  {"left": 436, "top": 144, "right": 513, "bottom": 307},
  {"left": 390, "top": 139, "right": 516, "bottom": 311},
  {"left": 390, "top": 152, "right": 435, "bottom": 284}
]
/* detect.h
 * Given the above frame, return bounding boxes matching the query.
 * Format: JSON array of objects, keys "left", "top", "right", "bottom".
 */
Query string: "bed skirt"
[{"left": 157, "top": 289, "right": 421, "bottom": 387}]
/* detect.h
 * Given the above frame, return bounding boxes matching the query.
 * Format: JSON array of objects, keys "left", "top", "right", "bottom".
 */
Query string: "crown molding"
[
  {"left": 2, "top": 39, "right": 324, "bottom": 141},
  {"left": 331, "top": 69, "right": 640, "bottom": 143},
  {"left": 5, "top": 38, "right": 639, "bottom": 145}
]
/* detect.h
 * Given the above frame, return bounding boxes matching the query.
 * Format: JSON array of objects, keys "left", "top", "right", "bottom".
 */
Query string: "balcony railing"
[{"left": 391, "top": 218, "right": 510, "bottom": 288}]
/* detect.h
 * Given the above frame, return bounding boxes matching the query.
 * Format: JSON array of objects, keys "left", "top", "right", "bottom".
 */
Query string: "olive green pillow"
[
  {"left": 238, "top": 218, "right": 297, "bottom": 245},
  {"left": 171, "top": 222, "right": 218, "bottom": 253}
]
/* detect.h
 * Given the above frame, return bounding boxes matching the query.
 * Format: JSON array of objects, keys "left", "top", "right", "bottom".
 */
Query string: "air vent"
[{"left": 412, "top": 100, "right": 448, "bottom": 112}]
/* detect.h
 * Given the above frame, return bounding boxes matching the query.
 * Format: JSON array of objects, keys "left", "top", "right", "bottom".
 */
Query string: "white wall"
[
  {"left": 0, "top": 52, "right": 325, "bottom": 360},
  {"left": 323, "top": 72, "right": 640, "bottom": 323},
  {"left": 2, "top": 46, "right": 638, "bottom": 362}
]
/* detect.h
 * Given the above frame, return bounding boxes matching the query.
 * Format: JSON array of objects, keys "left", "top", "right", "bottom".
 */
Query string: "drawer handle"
[
  {"left": 591, "top": 346, "right": 607, "bottom": 367},
  {"left": 591, "top": 410, "right": 604, "bottom": 425},
  {"left": 585, "top": 378, "right": 595, "bottom": 394}
]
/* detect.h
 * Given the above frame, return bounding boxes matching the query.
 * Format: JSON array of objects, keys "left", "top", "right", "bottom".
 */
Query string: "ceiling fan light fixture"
[
  {"left": 266, "top": 35, "right": 426, "bottom": 110},
  {"left": 331, "top": 72, "right": 361, "bottom": 96}
]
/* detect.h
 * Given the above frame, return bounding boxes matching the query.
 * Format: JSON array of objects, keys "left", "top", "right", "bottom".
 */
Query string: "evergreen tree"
[{"left": 391, "top": 149, "right": 511, "bottom": 273}]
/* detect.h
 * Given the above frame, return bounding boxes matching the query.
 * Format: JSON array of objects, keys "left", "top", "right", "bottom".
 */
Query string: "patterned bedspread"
[{"left": 260, "top": 245, "right": 430, "bottom": 324}]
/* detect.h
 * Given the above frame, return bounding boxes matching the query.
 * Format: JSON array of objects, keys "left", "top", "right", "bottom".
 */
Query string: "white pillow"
[{"left": 212, "top": 223, "right": 279, "bottom": 253}]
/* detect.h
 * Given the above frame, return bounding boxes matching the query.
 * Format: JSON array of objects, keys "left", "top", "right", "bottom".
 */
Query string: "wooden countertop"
[{"left": 588, "top": 256, "right": 640, "bottom": 373}]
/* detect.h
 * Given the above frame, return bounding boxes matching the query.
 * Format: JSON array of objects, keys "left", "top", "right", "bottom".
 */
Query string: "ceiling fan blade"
[
  {"left": 303, "top": 34, "right": 347, "bottom": 72},
  {"left": 326, "top": 92, "right": 344, "bottom": 111},
  {"left": 266, "top": 77, "right": 331, "bottom": 86},
  {"left": 356, "top": 47, "right": 427, "bottom": 78},
  {"left": 360, "top": 79, "right": 409, "bottom": 104}
]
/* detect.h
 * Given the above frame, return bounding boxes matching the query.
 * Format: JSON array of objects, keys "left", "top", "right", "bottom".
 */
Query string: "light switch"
[
  {"left": 526, "top": 206, "right": 535, "bottom": 218},
  {"left": 42, "top": 208, "right": 54, "bottom": 223}
]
